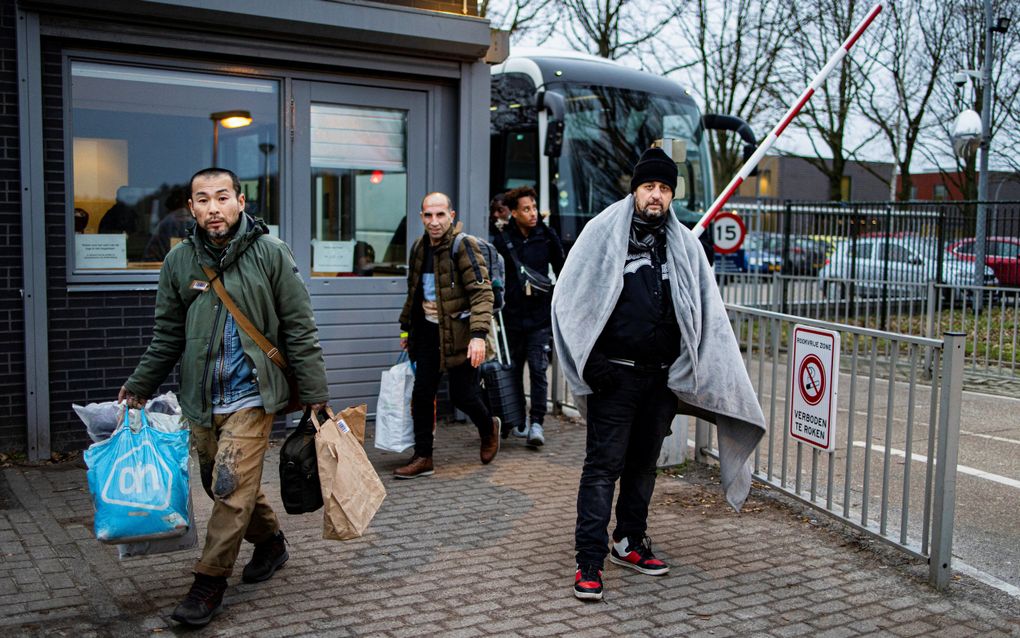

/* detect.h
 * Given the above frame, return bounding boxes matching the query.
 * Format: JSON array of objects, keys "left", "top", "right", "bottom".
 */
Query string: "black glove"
[{"left": 583, "top": 351, "right": 618, "bottom": 394}]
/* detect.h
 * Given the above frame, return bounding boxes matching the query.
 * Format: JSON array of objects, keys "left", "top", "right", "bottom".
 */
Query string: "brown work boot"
[
  {"left": 480, "top": 417, "right": 501, "bottom": 465},
  {"left": 394, "top": 455, "right": 434, "bottom": 479}
]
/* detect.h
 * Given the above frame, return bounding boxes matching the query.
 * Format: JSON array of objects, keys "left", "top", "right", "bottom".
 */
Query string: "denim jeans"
[
  {"left": 410, "top": 321, "right": 492, "bottom": 458},
  {"left": 575, "top": 366, "right": 677, "bottom": 568},
  {"left": 507, "top": 326, "right": 551, "bottom": 425},
  {"left": 191, "top": 407, "right": 279, "bottom": 577}
]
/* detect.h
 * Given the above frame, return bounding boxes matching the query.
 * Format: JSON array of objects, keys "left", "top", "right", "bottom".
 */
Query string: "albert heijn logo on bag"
[{"left": 100, "top": 439, "right": 173, "bottom": 511}]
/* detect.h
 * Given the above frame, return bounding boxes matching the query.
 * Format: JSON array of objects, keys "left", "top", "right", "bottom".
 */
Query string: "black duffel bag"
[{"left": 279, "top": 408, "right": 323, "bottom": 515}]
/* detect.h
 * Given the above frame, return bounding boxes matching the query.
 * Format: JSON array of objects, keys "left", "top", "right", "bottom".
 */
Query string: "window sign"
[
  {"left": 69, "top": 61, "right": 280, "bottom": 277},
  {"left": 312, "top": 239, "right": 356, "bottom": 273},
  {"left": 75, "top": 234, "right": 128, "bottom": 269},
  {"left": 310, "top": 104, "right": 408, "bottom": 277}
]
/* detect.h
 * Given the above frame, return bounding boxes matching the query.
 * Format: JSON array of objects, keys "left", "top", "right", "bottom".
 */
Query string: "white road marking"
[
  {"left": 963, "top": 388, "right": 1020, "bottom": 403},
  {"left": 953, "top": 560, "right": 1020, "bottom": 600},
  {"left": 852, "top": 441, "right": 1020, "bottom": 490},
  {"left": 960, "top": 430, "right": 1020, "bottom": 446}
]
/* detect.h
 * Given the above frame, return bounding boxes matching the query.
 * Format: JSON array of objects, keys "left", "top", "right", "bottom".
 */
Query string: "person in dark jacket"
[
  {"left": 119, "top": 167, "right": 329, "bottom": 627},
  {"left": 396, "top": 192, "right": 501, "bottom": 479},
  {"left": 493, "top": 186, "right": 565, "bottom": 447},
  {"left": 568, "top": 148, "right": 680, "bottom": 601}
]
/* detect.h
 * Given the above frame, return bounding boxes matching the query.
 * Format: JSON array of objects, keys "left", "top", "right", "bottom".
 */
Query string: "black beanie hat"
[{"left": 629, "top": 147, "right": 678, "bottom": 194}]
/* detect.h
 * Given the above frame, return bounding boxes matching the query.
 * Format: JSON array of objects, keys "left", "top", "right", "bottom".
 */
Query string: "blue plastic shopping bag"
[{"left": 84, "top": 408, "right": 191, "bottom": 544}]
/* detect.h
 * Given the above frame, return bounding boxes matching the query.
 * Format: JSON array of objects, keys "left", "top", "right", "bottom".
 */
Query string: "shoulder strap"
[
  {"left": 500, "top": 231, "right": 524, "bottom": 272},
  {"left": 200, "top": 265, "right": 290, "bottom": 372},
  {"left": 451, "top": 233, "right": 484, "bottom": 284}
]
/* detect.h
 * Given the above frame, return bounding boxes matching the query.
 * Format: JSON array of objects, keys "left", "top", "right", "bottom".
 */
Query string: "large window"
[
  {"left": 69, "top": 61, "right": 280, "bottom": 277},
  {"left": 309, "top": 104, "right": 408, "bottom": 277}
]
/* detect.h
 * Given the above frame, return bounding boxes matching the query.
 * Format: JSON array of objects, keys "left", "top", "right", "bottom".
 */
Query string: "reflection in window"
[
  {"left": 70, "top": 62, "right": 280, "bottom": 272},
  {"left": 310, "top": 104, "right": 408, "bottom": 277}
]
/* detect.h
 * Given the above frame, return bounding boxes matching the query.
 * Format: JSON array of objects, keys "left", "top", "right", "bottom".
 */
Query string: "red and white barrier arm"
[{"left": 691, "top": 2, "right": 884, "bottom": 238}]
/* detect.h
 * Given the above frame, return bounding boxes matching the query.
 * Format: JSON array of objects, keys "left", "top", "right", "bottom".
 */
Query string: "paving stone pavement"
[{"left": 1, "top": 415, "right": 1018, "bottom": 637}]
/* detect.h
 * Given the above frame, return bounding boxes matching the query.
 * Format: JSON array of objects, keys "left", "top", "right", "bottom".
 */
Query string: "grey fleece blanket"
[{"left": 551, "top": 195, "right": 766, "bottom": 510}]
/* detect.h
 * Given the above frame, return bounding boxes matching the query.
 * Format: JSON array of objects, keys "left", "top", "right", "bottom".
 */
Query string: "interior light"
[{"left": 210, "top": 110, "right": 253, "bottom": 128}]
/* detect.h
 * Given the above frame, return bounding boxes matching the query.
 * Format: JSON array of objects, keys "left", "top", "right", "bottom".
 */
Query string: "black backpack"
[{"left": 279, "top": 409, "right": 323, "bottom": 515}]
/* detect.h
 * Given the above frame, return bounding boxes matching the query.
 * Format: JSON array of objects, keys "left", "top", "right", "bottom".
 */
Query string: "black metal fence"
[{"left": 719, "top": 199, "right": 1020, "bottom": 307}]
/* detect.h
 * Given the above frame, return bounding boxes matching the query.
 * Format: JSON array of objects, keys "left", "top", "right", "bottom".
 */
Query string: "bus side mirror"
[{"left": 537, "top": 90, "right": 566, "bottom": 158}]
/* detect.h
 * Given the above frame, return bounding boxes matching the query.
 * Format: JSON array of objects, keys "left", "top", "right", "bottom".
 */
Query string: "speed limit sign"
[{"left": 712, "top": 211, "right": 747, "bottom": 254}]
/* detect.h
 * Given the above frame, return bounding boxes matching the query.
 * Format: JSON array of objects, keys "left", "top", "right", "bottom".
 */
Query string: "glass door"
[{"left": 291, "top": 81, "right": 427, "bottom": 288}]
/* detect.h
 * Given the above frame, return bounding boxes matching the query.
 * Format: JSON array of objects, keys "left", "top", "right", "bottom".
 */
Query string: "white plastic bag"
[
  {"left": 374, "top": 359, "right": 415, "bottom": 453},
  {"left": 73, "top": 391, "right": 183, "bottom": 442}
]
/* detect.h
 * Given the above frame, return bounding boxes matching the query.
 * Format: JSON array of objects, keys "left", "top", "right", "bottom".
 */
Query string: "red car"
[{"left": 947, "top": 237, "right": 1020, "bottom": 287}]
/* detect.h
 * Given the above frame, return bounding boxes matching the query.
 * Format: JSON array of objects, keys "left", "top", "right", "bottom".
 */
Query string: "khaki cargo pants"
[{"left": 190, "top": 407, "right": 279, "bottom": 577}]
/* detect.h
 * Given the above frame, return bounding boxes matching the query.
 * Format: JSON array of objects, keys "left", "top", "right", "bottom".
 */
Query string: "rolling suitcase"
[{"left": 480, "top": 312, "right": 526, "bottom": 439}]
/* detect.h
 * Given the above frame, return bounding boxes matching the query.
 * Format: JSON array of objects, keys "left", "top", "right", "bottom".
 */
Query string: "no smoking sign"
[{"left": 788, "top": 325, "right": 840, "bottom": 451}]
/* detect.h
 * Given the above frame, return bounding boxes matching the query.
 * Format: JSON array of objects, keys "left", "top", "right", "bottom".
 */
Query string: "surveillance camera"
[{"left": 953, "top": 72, "right": 969, "bottom": 87}]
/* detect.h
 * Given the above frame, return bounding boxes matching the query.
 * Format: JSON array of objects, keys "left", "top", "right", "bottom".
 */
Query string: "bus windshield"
[{"left": 549, "top": 83, "right": 710, "bottom": 236}]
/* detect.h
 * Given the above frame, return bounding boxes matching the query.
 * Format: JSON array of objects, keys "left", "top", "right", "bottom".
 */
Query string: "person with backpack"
[
  {"left": 117, "top": 168, "right": 329, "bottom": 626},
  {"left": 493, "top": 186, "right": 565, "bottom": 447},
  {"left": 395, "top": 192, "right": 501, "bottom": 479}
]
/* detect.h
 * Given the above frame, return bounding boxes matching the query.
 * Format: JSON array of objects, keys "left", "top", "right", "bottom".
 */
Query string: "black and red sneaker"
[
  {"left": 573, "top": 564, "right": 603, "bottom": 601},
  {"left": 610, "top": 535, "right": 670, "bottom": 576}
]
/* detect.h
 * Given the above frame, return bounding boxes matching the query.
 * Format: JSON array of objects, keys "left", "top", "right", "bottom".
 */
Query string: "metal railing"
[{"left": 703, "top": 306, "right": 965, "bottom": 589}]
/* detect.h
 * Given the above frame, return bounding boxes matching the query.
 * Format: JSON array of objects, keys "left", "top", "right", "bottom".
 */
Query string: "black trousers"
[
  {"left": 575, "top": 366, "right": 677, "bottom": 568},
  {"left": 507, "top": 325, "right": 551, "bottom": 426},
  {"left": 410, "top": 321, "right": 491, "bottom": 458}
]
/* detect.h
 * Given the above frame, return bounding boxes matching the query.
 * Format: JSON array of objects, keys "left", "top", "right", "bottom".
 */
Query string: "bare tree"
[
  {"left": 652, "top": 0, "right": 796, "bottom": 192},
  {"left": 856, "top": 0, "right": 961, "bottom": 201},
  {"left": 917, "top": 0, "right": 1020, "bottom": 198},
  {"left": 480, "top": 0, "right": 558, "bottom": 43},
  {"left": 775, "top": 0, "right": 885, "bottom": 201},
  {"left": 558, "top": 0, "right": 680, "bottom": 60}
]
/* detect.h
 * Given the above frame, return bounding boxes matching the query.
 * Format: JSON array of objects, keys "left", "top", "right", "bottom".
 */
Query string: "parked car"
[
  {"left": 946, "top": 237, "right": 1020, "bottom": 288},
  {"left": 734, "top": 233, "right": 827, "bottom": 275},
  {"left": 742, "top": 232, "right": 783, "bottom": 273},
  {"left": 818, "top": 235, "right": 998, "bottom": 298}
]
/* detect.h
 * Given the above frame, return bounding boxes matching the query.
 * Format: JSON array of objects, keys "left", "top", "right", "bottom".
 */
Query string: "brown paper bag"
[{"left": 311, "top": 405, "right": 386, "bottom": 540}]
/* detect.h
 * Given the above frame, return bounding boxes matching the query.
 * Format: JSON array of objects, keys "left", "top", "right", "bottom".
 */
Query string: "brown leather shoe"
[
  {"left": 394, "top": 455, "right": 434, "bottom": 479},
  {"left": 480, "top": 417, "right": 500, "bottom": 465}
]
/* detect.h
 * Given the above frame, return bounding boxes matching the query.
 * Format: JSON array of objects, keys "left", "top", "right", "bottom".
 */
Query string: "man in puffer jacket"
[
  {"left": 119, "top": 168, "right": 328, "bottom": 627},
  {"left": 396, "top": 192, "right": 501, "bottom": 479}
]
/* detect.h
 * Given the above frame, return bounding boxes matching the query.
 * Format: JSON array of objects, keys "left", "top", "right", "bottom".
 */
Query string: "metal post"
[
  {"left": 923, "top": 281, "right": 937, "bottom": 379},
  {"left": 550, "top": 350, "right": 562, "bottom": 415},
  {"left": 16, "top": 8, "right": 51, "bottom": 461},
  {"left": 694, "top": 418, "right": 711, "bottom": 464},
  {"left": 973, "top": 0, "right": 993, "bottom": 290},
  {"left": 781, "top": 200, "right": 792, "bottom": 315},
  {"left": 929, "top": 332, "right": 964, "bottom": 589}
]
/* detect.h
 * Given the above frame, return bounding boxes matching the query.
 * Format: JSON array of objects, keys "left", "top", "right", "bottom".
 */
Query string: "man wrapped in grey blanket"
[{"left": 552, "top": 146, "right": 766, "bottom": 601}]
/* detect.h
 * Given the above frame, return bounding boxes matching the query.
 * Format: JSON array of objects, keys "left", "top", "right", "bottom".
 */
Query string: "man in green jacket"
[
  {"left": 118, "top": 168, "right": 328, "bottom": 627},
  {"left": 395, "top": 192, "right": 499, "bottom": 479}
]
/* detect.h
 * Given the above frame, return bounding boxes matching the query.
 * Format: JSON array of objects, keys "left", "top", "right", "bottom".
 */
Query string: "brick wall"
[{"left": 0, "top": 3, "right": 26, "bottom": 452}]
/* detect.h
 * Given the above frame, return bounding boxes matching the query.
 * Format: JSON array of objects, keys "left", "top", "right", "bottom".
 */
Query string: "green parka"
[
  {"left": 399, "top": 224, "right": 494, "bottom": 370},
  {"left": 124, "top": 215, "right": 328, "bottom": 427}
]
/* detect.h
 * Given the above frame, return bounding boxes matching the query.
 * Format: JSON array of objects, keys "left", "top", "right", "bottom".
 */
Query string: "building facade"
[
  {"left": 733, "top": 155, "right": 895, "bottom": 202},
  {"left": 5, "top": 0, "right": 496, "bottom": 457}
]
